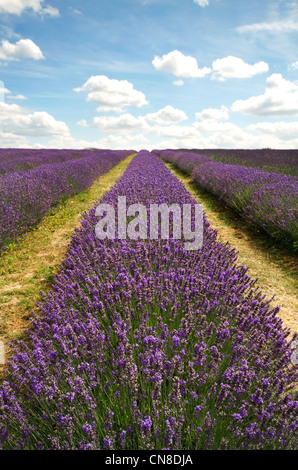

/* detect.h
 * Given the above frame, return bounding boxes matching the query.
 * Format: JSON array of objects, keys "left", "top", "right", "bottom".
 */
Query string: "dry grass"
[
  {"left": 168, "top": 165, "right": 298, "bottom": 336},
  {"left": 0, "top": 153, "right": 136, "bottom": 376}
]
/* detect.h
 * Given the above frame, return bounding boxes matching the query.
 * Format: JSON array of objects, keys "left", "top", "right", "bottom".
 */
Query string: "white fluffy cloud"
[
  {"left": 93, "top": 113, "right": 148, "bottom": 132},
  {"left": 0, "top": 0, "right": 43, "bottom": 14},
  {"left": 0, "top": 39, "right": 44, "bottom": 61},
  {"left": 194, "top": 0, "right": 209, "bottom": 6},
  {"left": 0, "top": 129, "right": 29, "bottom": 147},
  {"left": 211, "top": 56, "right": 269, "bottom": 81},
  {"left": 0, "top": 0, "right": 59, "bottom": 16},
  {"left": 232, "top": 73, "right": 298, "bottom": 116},
  {"left": 152, "top": 50, "right": 211, "bottom": 78},
  {"left": 90, "top": 133, "right": 149, "bottom": 151},
  {"left": 247, "top": 121, "right": 298, "bottom": 140},
  {"left": 74, "top": 75, "right": 148, "bottom": 113},
  {"left": 144, "top": 105, "right": 188, "bottom": 125},
  {"left": 93, "top": 106, "right": 187, "bottom": 133},
  {"left": 0, "top": 102, "right": 70, "bottom": 137},
  {"left": 148, "top": 123, "right": 196, "bottom": 139},
  {"left": 193, "top": 120, "right": 240, "bottom": 135},
  {"left": 153, "top": 51, "right": 268, "bottom": 82},
  {"left": 195, "top": 106, "right": 229, "bottom": 121}
]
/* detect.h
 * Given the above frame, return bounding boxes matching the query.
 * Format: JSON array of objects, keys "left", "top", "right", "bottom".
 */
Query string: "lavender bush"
[
  {"left": 0, "top": 149, "right": 133, "bottom": 252},
  {"left": 154, "top": 149, "right": 212, "bottom": 174},
  {"left": 155, "top": 148, "right": 298, "bottom": 177},
  {"left": 173, "top": 149, "right": 298, "bottom": 177},
  {"left": 156, "top": 150, "right": 298, "bottom": 248},
  {"left": 0, "top": 151, "right": 296, "bottom": 450},
  {"left": 0, "top": 149, "right": 91, "bottom": 176},
  {"left": 191, "top": 161, "right": 298, "bottom": 247}
]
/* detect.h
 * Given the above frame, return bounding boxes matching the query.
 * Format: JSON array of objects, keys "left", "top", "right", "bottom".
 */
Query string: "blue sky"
[{"left": 1, "top": 0, "right": 298, "bottom": 149}]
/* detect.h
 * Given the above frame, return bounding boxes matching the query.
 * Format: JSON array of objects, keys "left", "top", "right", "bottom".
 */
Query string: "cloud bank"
[
  {"left": 232, "top": 73, "right": 298, "bottom": 116},
  {"left": 74, "top": 75, "right": 148, "bottom": 113},
  {"left": 153, "top": 50, "right": 268, "bottom": 81}
]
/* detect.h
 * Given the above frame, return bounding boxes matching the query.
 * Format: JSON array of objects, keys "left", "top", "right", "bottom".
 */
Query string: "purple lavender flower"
[{"left": 0, "top": 150, "right": 296, "bottom": 451}]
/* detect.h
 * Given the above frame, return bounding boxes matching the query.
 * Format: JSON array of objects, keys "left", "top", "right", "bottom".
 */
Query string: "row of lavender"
[
  {"left": 157, "top": 150, "right": 298, "bottom": 249},
  {"left": 0, "top": 151, "right": 296, "bottom": 450},
  {"left": 180, "top": 148, "right": 298, "bottom": 177},
  {"left": 0, "top": 149, "right": 93, "bottom": 176},
  {"left": 0, "top": 149, "right": 133, "bottom": 252}
]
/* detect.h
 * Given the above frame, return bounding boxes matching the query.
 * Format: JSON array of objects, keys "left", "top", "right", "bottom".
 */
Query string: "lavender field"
[
  {"left": 2, "top": 0, "right": 298, "bottom": 454},
  {"left": 0, "top": 150, "right": 297, "bottom": 450},
  {"left": 0, "top": 149, "right": 92, "bottom": 176},
  {"left": 182, "top": 149, "right": 298, "bottom": 177},
  {"left": 157, "top": 149, "right": 298, "bottom": 249},
  {"left": 0, "top": 149, "right": 133, "bottom": 252}
]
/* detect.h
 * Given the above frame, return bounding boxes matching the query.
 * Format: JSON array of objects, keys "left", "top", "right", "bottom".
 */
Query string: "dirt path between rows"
[
  {"left": 0, "top": 154, "right": 136, "bottom": 376},
  {"left": 168, "top": 165, "right": 298, "bottom": 336}
]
